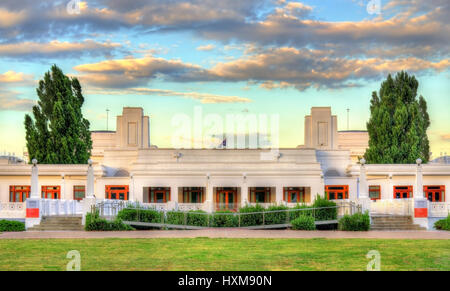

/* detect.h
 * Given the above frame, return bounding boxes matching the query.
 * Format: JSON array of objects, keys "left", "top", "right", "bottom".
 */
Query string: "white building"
[{"left": 0, "top": 107, "right": 448, "bottom": 229}]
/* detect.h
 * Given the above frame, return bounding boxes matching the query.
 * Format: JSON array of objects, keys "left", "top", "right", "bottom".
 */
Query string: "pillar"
[
  {"left": 276, "top": 186, "right": 283, "bottom": 205},
  {"left": 413, "top": 158, "right": 429, "bottom": 229},
  {"left": 241, "top": 173, "right": 248, "bottom": 207},
  {"left": 205, "top": 174, "right": 213, "bottom": 212},
  {"left": 129, "top": 173, "right": 135, "bottom": 202},
  {"left": 26, "top": 159, "right": 41, "bottom": 229},
  {"left": 358, "top": 158, "right": 370, "bottom": 212},
  {"left": 86, "top": 159, "right": 95, "bottom": 198},
  {"left": 30, "top": 159, "right": 39, "bottom": 198}
]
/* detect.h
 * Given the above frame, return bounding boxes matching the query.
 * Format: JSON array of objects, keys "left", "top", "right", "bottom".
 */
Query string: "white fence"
[
  {"left": 0, "top": 202, "right": 25, "bottom": 218},
  {"left": 177, "top": 203, "right": 204, "bottom": 212},
  {"left": 370, "top": 198, "right": 413, "bottom": 216},
  {"left": 40, "top": 199, "right": 83, "bottom": 216},
  {"left": 429, "top": 202, "right": 450, "bottom": 217}
]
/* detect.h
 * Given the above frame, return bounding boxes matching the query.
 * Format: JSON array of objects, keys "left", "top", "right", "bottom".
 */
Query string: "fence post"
[
  {"left": 238, "top": 213, "right": 241, "bottom": 228},
  {"left": 263, "top": 211, "right": 265, "bottom": 226},
  {"left": 184, "top": 211, "right": 187, "bottom": 229}
]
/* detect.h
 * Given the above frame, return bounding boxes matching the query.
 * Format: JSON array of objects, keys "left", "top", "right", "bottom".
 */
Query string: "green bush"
[
  {"left": 265, "top": 205, "right": 289, "bottom": 225},
  {"left": 338, "top": 212, "right": 370, "bottom": 231},
  {"left": 211, "top": 211, "right": 238, "bottom": 227},
  {"left": 166, "top": 211, "right": 184, "bottom": 225},
  {"left": 187, "top": 210, "right": 209, "bottom": 227},
  {"left": 291, "top": 215, "right": 316, "bottom": 230},
  {"left": 239, "top": 204, "right": 265, "bottom": 227},
  {"left": 117, "top": 208, "right": 162, "bottom": 223},
  {"left": 85, "top": 210, "right": 133, "bottom": 231},
  {"left": 289, "top": 204, "right": 313, "bottom": 221},
  {"left": 434, "top": 215, "right": 450, "bottom": 231},
  {"left": 312, "top": 195, "right": 337, "bottom": 221},
  {"left": 0, "top": 220, "right": 25, "bottom": 232}
]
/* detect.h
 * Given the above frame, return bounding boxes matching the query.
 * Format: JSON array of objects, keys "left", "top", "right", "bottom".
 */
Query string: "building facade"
[{"left": 0, "top": 107, "right": 448, "bottom": 228}]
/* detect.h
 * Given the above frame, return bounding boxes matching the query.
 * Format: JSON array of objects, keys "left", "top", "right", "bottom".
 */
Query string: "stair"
[
  {"left": 371, "top": 215, "right": 426, "bottom": 231},
  {"left": 28, "top": 216, "right": 84, "bottom": 231}
]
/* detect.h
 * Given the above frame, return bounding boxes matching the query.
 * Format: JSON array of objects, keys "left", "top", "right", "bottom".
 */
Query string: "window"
[
  {"left": 393, "top": 186, "right": 413, "bottom": 199},
  {"left": 283, "top": 187, "right": 308, "bottom": 203},
  {"left": 424, "top": 186, "right": 445, "bottom": 202},
  {"left": 73, "top": 185, "right": 85, "bottom": 201},
  {"left": 325, "top": 185, "right": 349, "bottom": 200},
  {"left": 105, "top": 185, "right": 129, "bottom": 200},
  {"left": 41, "top": 186, "right": 61, "bottom": 199},
  {"left": 9, "top": 186, "right": 30, "bottom": 202},
  {"left": 249, "top": 187, "right": 271, "bottom": 203},
  {"left": 369, "top": 186, "right": 381, "bottom": 201},
  {"left": 145, "top": 187, "right": 170, "bottom": 203},
  {"left": 182, "top": 187, "right": 205, "bottom": 203}
]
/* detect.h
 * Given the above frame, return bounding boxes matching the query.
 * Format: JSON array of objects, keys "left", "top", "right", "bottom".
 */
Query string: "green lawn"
[{"left": 0, "top": 238, "right": 448, "bottom": 271}]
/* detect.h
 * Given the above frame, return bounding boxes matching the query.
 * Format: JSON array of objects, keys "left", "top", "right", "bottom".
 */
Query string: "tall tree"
[
  {"left": 24, "top": 65, "right": 92, "bottom": 164},
  {"left": 364, "top": 71, "right": 430, "bottom": 164}
]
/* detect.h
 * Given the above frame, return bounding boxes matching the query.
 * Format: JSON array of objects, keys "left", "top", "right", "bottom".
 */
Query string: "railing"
[
  {"left": 117, "top": 204, "right": 355, "bottom": 229},
  {"left": 215, "top": 203, "right": 240, "bottom": 212},
  {"left": 177, "top": 203, "right": 203, "bottom": 212},
  {"left": 0, "top": 202, "right": 25, "bottom": 218},
  {"left": 369, "top": 198, "right": 413, "bottom": 216},
  {"left": 429, "top": 202, "right": 450, "bottom": 217},
  {"left": 40, "top": 199, "right": 83, "bottom": 216}
]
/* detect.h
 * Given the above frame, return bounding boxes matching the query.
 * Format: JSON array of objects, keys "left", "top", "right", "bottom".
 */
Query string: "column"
[
  {"left": 30, "top": 159, "right": 39, "bottom": 198},
  {"left": 241, "top": 173, "right": 248, "bottom": 207},
  {"left": 415, "top": 159, "right": 424, "bottom": 199},
  {"left": 276, "top": 186, "right": 283, "bottom": 205},
  {"left": 86, "top": 159, "right": 95, "bottom": 198},
  {"left": 61, "top": 174, "right": 66, "bottom": 200},
  {"left": 129, "top": 173, "right": 135, "bottom": 202},
  {"left": 413, "top": 158, "right": 428, "bottom": 229},
  {"left": 205, "top": 174, "right": 213, "bottom": 212},
  {"left": 359, "top": 158, "right": 370, "bottom": 212}
]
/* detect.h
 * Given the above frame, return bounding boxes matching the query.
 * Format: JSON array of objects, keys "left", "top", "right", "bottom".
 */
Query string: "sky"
[{"left": 0, "top": 0, "right": 449, "bottom": 158}]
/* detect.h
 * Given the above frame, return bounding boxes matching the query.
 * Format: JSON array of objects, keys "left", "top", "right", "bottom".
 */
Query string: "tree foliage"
[
  {"left": 364, "top": 71, "right": 430, "bottom": 164},
  {"left": 24, "top": 65, "right": 92, "bottom": 164}
]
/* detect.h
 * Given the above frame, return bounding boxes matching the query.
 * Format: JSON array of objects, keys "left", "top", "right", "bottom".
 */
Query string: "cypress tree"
[
  {"left": 364, "top": 71, "right": 430, "bottom": 164},
  {"left": 24, "top": 65, "right": 92, "bottom": 164}
]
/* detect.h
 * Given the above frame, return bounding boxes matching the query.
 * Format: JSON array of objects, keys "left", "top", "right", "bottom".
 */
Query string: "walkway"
[{"left": 1, "top": 229, "right": 449, "bottom": 239}]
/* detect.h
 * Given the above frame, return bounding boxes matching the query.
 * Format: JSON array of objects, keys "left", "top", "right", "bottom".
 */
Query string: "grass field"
[{"left": 0, "top": 238, "right": 448, "bottom": 271}]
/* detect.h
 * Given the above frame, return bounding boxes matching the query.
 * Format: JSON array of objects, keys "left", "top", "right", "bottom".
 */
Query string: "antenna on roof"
[
  {"left": 106, "top": 108, "right": 110, "bottom": 131},
  {"left": 346, "top": 108, "right": 350, "bottom": 130}
]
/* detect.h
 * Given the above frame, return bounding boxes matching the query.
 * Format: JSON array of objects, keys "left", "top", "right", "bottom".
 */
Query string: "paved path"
[{"left": 1, "top": 229, "right": 449, "bottom": 239}]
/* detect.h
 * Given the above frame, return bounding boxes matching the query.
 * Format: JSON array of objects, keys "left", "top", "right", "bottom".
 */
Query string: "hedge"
[
  {"left": 312, "top": 195, "right": 337, "bottom": 221},
  {"left": 85, "top": 210, "right": 134, "bottom": 231},
  {"left": 264, "top": 205, "right": 289, "bottom": 225},
  {"left": 338, "top": 212, "right": 370, "bottom": 231},
  {"left": 291, "top": 216, "right": 316, "bottom": 230},
  {"left": 434, "top": 215, "right": 450, "bottom": 231},
  {"left": 239, "top": 204, "right": 265, "bottom": 227},
  {"left": 117, "top": 208, "right": 163, "bottom": 224},
  {"left": 0, "top": 220, "right": 25, "bottom": 232},
  {"left": 211, "top": 211, "right": 238, "bottom": 227},
  {"left": 166, "top": 210, "right": 209, "bottom": 227}
]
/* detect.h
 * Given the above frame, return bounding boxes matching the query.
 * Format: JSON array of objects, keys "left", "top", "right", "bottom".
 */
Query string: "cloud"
[
  {"left": 196, "top": 44, "right": 216, "bottom": 51},
  {"left": 86, "top": 87, "right": 251, "bottom": 104},
  {"left": 0, "top": 71, "right": 33, "bottom": 84},
  {"left": 74, "top": 56, "right": 209, "bottom": 88},
  {"left": 0, "top": 89, "right": 35, "bottom": 111},
  {"left": 442, "top": 134, "right": 450, "bottom": 141},
  {"left": 74, "top": 47, "right": 449, "bottom": 90},
  {"left": 0, "top": 40, "right": 121, "bottom": 59}
]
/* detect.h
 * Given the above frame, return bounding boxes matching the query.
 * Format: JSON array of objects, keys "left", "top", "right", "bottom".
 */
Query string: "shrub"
[
  {"left": 211, "top": 211, "right": 238, "bottom": 227},
  {"left": 0, "top": 220, "right": 25, "bottom": 232},
  {"left": 239, "top": 204, "right": 265, "bottom": 227},
  {"left": 166, "top": 211, "right": 184, "bottom": 225},
  {"left": 291, "top": 216, "right": 316, "bottom": 230},
  {"left": 312, "top": 195, "right": 337, "bottom": 221},
  {"left": 117, "top": 208, "right": 162, "bottom": 223},
  {"left": 434, "top": 215, "right": 450, "bottom": 231},
  {"left": 85, "top": 210, "right": 133, "bottom": 231},
  {"left": 338, "top": 212, "right": 370, "bottom": 231},
  {"left": 289, "top": 204, "right": 313, "bottom": 221},
  {"left": 187, "top": 210, "right": 209, "bottom": 227},
  {"left": 265, "top": 205, "right": 289, "bottom": 225}
]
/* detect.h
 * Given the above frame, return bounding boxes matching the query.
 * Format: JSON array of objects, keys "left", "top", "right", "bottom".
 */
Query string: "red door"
[{"left": 216, "top": 188, "right": 237, "bottom": 211}]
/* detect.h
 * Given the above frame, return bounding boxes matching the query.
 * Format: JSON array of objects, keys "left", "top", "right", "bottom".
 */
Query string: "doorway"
[{"left": 216, "top": 187, "right": 238, "bottom": 211}]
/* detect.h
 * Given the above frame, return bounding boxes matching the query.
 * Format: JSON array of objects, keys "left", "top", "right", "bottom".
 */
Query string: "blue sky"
[{"left": 0, "top": 0, "right": 449, "bottom": 158}]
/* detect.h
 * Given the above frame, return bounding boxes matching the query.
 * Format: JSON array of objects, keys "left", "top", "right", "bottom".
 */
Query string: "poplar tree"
[
  {"left": 24, "top": 65, "right": 92, "bottom": 164},
  {"left": 364, "top": 71, "right": 430, "bottom": 164}
]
